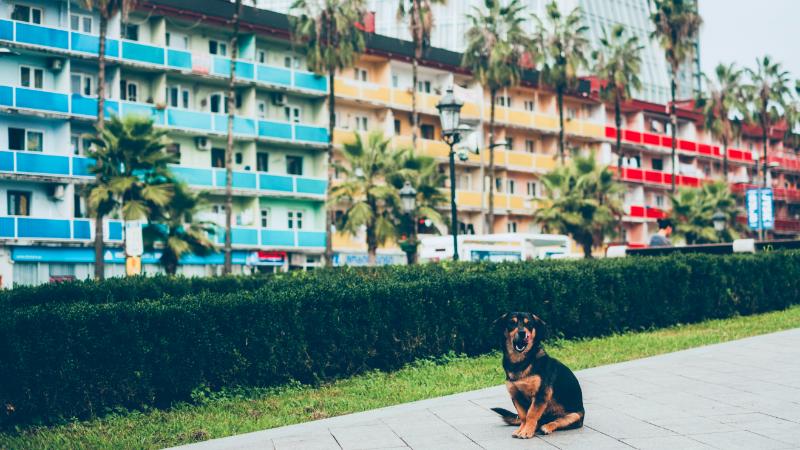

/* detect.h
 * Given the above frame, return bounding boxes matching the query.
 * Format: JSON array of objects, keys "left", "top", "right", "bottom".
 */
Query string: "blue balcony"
[
  {"left": 295, "top": 72, "right": 327, "bottom": 92},
  {"left": 0, "top": 151, "right": 95, "bottom": 179},
  {"left": 70, "top": 95, "right": 120, "bottom": 117},
  {"left": 170, "top": 166, "right": 214, "bottom": 187},
  {"left": 257, "top": 65, "right": 291, "bottom": 86},
  {"left": 169, "top": 165, "right": 326, "bottom": 198},
  {"left": 167, "top": 49, "right": 192, "bottom": 69},
  {"left": 0, "top": 217, "right": 123, "bottom": 242},
  {"left": 259, "top": 174, "right": 294, "bottom": 192},
  {"left": 296, "top": 178, "right": 327, "bottom": 195},
  {"left": 14, "top": 21, "right": 69, "bottom": 50},
  {"left": 0, "top": 85, "right": 11, "bottom": 106},
  {"left": 258, "top": 120, "right": 293, "bottom": 140},
  {"left": 121, "top": 40, "right": 165, "bottom": 65},
  {"left": 167, "top": 109, "right": 212, "bottom": 131},
  {"left": 0, "top": 20, "right": 11, "bottom": 41},
  {"left": 70, "top": 32, "right": 119, "bottom": 57},
  {"left": 212, "top": 57, "right": 255, "bottom": 80},
  {"left": 214, "top": 169, "right": 258, "bottom": 190},
  {"left": 16, "top": 88, "right": 69, "bottom": 114},
  {"left": 119, "top": 101, "right": 165, "bottom": 124},
  {"left": 295, "top": 125, "right": 329, "bottom": 143},
  {"left": 297, "top": 231, "right": 326, "bottom": 248},
  {"left": 261, "top": 229, "right": 295, "bottom": 247}
]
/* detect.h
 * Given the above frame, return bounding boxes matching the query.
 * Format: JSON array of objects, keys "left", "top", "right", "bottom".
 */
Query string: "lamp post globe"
[
  {"left": 399, "top": 181, "right": 417, "bottom": 213},
  {"left": 712, "top": 210, "right": 726, "bottom": 232},
  {"left": 436, "top": 87, "right": 463, "bottom": 138}
]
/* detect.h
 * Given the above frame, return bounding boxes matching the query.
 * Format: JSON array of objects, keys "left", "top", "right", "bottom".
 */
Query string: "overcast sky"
[{"left": 699, "top": 0, "right": 798, "bottom": 80}]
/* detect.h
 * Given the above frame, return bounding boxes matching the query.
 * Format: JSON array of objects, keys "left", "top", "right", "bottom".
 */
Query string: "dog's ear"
[
  {"left": 493, "top": 313, "right": 508, "bottom": 331},
  {"left": 531, "top": 314, "right": 548, "bottom": 345}
]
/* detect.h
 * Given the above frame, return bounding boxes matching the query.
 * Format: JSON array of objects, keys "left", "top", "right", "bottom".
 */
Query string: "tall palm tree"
[
  {"left": 531, "top": 0, "right": 589, "bottom": 164},
  {"left": 290, "top": 0, "right": 367, "bottom": 266},
  {"left": 222, "top": 0, "right": 247, "bottom": 274},
  {"left": 534, "top": 154, "right": 623, "bottom": 258},
  {"left": 462, "top": 0, "right": 526, "bottom": 233},
  {"left": 650, "top": 0, "right": 702, "bottom": 192},
  {"left": 87, "top": 116, "right": 176, "bottom": 261},
  {"left": 697, "top": 63, "right": 745, "bottom": 181},
  {"left": 388, "top": 153, "right": 446, "bottom": 263},
  {"left": 592, "top": 24, "right": 643, "bottom": 167},
  {"left": 144, "top": 182, "right": 216, "bottom": 275},
  {"left": 330, "top": 131, "right": 404, "bottom": 265},
  {"left": 669, "top": 181, "right": 741, "bottom": 244},
  {"left": 744, "top": 56, "right": 791, "bottom": 189},
  {"left": 80, "top": 0, "right": 138, "bottom": 279},
  {"left": 398, "top": 0, "right": 446, "bottom": 151}
]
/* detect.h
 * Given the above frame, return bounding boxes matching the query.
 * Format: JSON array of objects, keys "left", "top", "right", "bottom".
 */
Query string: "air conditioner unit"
[
  {"left": 195, "top": 136, "right": 211, "bottom": 151},
  {"left": 48, "top": 184, "right": 66, "bottom": 200},
  {"left": 271, "top": 92, "right": 286, "bottom": 106},
  {"left": 48, "top": 58, "right": 64, "bottom": 71}
]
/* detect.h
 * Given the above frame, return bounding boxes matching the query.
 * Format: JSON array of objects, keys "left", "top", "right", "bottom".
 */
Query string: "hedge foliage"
[{"left": 1, "top": 252, "right": 799, "bottom": 427}]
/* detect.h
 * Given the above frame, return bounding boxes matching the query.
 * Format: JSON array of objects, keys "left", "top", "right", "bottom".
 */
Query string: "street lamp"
[
  {"left": 436, "top": 87, "right": 464, "bottom": 261},
  {"left": 399, "top": 181, "right": 418, "bottom": 264},
  {"left": 399, "top": 181, "right": 417, "bottom": 213}
]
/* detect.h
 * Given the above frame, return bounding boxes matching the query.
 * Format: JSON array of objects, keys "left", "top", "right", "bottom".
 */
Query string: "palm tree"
[
  {"left": 330, "top": 131, "right": 404, "bottom": 265},
  {"left": 222, "top": 0, "right": 247, "bottom": 275},
  {"left": 291, "top": 0, "right": 367, "bottom": 267},
  {"left": 744, "top": 56, "right": 792, "bottom": 189},
  {"left": 87, "top": 115, "right": 176, "bottom": 259},
  {"left": 531, "top": 0, "right": 589, "bottom": 164},
  {"left": 388, "top": 153, "right": 446, "bottom": 263},
  {"left": 650, "top": 0, "right": 702, "bottom": 192},
  {"left": 80, "top": 0, "right": 138, "bottom": 279},
  {"left": 144, "top": 182, "right": 216, "bottom": 275},
  {"left": 462, "top": 0, "right": 526, "bottom": 233},
  {"left": 697, "top": 63, "right": 745, "bottom": 181},
  {"left": 534, "top": 154, "right": 623, "bottom": 258},
  {"left": 592, "top": 24, "right": 643, "bottom": 167},
  {"left": 398, "top": 0, "right": 446, "bottom": 151},
  {"left": 668, "top": 181, "right": 741, "bottom": 244}
]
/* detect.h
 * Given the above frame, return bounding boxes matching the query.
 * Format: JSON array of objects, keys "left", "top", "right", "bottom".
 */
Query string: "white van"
[{"left": 418, "top": 233, "right": 571, "bottom": 262}]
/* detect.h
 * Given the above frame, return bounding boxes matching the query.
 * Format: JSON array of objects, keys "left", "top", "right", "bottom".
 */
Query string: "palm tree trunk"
[
  {"left": 722, "top": 136, "right": 728, "bottom": 182},
  {"left": 669, "top": 74, "right": 678, "bottom": 192},
  {"left": 557, "top": 86, "right": 566, "bottom": 164},
  {"left": 366, "top": 199, "right": 377, "bottom": 266},
  {"left": 223, "top": 0, "right": 242, "bottom": 275},
  {"left": 411, "top": 12, "right": 419, "bottom": 152},
  {"left": 582, "top": 240, "right": 593, "bottom": 259},
  {"left": 615, "top": 96, "right": 622, "bottom": 169},
  {"left": 93, "top": 14, "right": 108, "bottom": 281},
  {"left": 324, "top": 68, "right": 336, "bottom": 267},
  {"left": 487, "top": 88, "right": 496, "bottom": 234}
]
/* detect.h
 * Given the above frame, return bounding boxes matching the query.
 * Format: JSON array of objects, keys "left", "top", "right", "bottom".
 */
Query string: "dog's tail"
[{"left": 491, "top": 407, "right": 521, "bottom": 426}]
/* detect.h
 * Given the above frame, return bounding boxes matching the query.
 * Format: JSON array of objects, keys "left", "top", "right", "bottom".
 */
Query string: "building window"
[
  {"left": 567, "top": 106, "right": 578, "bottom": 119},
  {"left": 257, "top": 50, "right": 267, "bottom": 64},
  {"left": 288, "top": 210, "right": 303, "bottom": 229},
  {"left": 122, "top": 23, "right": 139, "bottom": 41},
  {"left": 7, "top": 191, "right": 32, "bottom": 216},
  {"left": 283, "top": 105, "right": 302, "bottom": 123},
  {"left": 420, "top": 124, "right": 434, "bottom": 140},
  {"left": 507, "top": 221, "right": 518, "bottom": 233},
  {"left": 211, "top": 148, "right": 225, "bottom": 168},
  {"left": 257, "top": 153, "right": 269, "bottom": 172},
  {"left": 260, "top": 209, "right": 270, "bottom": 228},
  {"left": 208, "top": 93, "right": 227, "bottom": 114},
  {"left": 166, "top": 85, "right": 190, "bottom": 109},
  {"left": 284, "top": 56, "right": 300, "bottom": 69},
  {"left": 392, "top": 74, "right": 399, "bottom": 88},
  {"left": 394, "top": 119, "right": 401, "bottom": 134},
  {"left": 417, "top": 80, "right": 431, "bottom": 93},
  {"left": 20, "top": 66, "right": 44, "bottom": 90},
  {"left": 70, "top": 13, "right": 93, "bottom": 33},
  {"left": 166, "top": 143, "right": 181, "bottom": 160},
  {"left": 355, "top": 116, "right": 369, "bottom": 131},
  {"left": 655, "top": 194, "right": 664, "bottom": 208},
  {"left": 496, "top": 95, "right": 511, "bottom": 107},
  {"left": 235, "top": 152, "right": 243, "bottom": 164},
  {"left": 506, "top": 137, "right": 514, "bottom": 150},
  {"left": 507, "top": 179, "right": 516, "bottom": 195},
  {"left": 495, "top": 177, "right": 503, "bottom": 193},
  {"left": 165, "top": 31, "right": 189, "bottom": 50},
  {"left": 9, "top": 128, "right": 43, "bottom": 152},
  {"left": 526, "top": 181, "right": 537, "bottom": 197},
  {"left": 71, "top": 133, "right": 91, "bottom": 155},
  {"left": 74, "top": 194, "right": 85, "bottom": 218},
  {"left": 652, "top": 158, "right": 663, "bottom": 171},
  {"left": 257, "top": 101, "right": 266, "bottom": 119},
  {"left": 71, "top": 73, "right": 94, "bottom": 96},
  {"left": 12, "top": 5, "right": 42, "bottom": 24},
  {"left": 523, "top": 100, "right": 535, "bottom": 112},
  {"left": 354, "top": 68, "right": 368, "bottom": 82},
  {"left": 209, "top": 39, "right": 228, "bottom": 56},
  {"left": 286, "top": 156, "right": 303, "bottom": 175},
  {"left": 120, "top": 79, "right": 138, "bottom": 102},
  {"left": 525, "top": 139, "right": 534, "bottom": 153}
]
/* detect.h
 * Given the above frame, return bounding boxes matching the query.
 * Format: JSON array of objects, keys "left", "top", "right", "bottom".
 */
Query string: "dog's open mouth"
[{"left": 513, "top": 337, "right": 529, "bottom": 352}]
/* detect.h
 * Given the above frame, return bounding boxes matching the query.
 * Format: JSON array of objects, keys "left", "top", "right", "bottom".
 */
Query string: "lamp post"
[
  {"left": 399, "top": 181, "right": 417, "bottom": 264},
  {"left": 436, "top": 87, "right": 464, "bottom": 261},
  {"left": 712, "top": 210, "right": 726, "bottom": 241}
]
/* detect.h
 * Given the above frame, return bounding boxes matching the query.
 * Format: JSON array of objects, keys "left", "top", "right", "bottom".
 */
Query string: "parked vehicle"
[{"left": 418, "top": 233, "right": 570, "bottom": 262}]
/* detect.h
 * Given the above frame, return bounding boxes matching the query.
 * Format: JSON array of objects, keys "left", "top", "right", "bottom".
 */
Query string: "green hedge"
[{"left": 1, "top": 252, "right": 798, "bottom": 427}]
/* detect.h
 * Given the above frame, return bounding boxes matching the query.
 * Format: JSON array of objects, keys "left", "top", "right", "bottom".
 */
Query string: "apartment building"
[
  {"left": 0, "top": 0, "right": 330, "bottom": 286},
  {"left": 1, "top": 0, "right": 797, "bottom": 286}
]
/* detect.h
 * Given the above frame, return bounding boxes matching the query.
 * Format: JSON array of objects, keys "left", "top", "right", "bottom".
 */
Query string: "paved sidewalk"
[{"left": 175, "top": 329, "right": 800, "bottom": 450}]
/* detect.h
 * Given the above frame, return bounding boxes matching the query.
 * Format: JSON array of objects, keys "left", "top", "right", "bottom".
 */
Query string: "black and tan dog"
[{"left": 491, "top": 312, "right": 585, "bottom": 439}]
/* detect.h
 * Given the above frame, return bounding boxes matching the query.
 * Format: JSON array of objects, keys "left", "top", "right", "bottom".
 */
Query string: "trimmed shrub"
[{"left": 1, "top": 252, "right": 799, "bottom": 426}]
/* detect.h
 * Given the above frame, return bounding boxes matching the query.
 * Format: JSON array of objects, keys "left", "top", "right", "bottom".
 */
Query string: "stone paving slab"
[{"left": 172, "top": 328, "right": 800, "bottom": 450}]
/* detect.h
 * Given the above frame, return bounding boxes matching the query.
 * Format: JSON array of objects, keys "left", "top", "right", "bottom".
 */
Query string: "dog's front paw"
[
  {"left": 513, "top": 427, "right": 536, "bottom": 439},
  {"left": 540, "top": 423, "right": 556, "bottom": 435}
]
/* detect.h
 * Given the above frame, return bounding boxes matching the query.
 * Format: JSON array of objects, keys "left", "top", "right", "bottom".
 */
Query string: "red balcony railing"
[
  {"left": 605, "top": 127, "right": 757, "bottom": 165},
  {"left": 610, "top": 166, "right": 705, "bottom": 188},
  {"left": 768, "top": 153, "right": 800, "bottom": 173},
  {"left": 627, "top": 205, "right": 666, "bottom": 220},
  {"left": 732, "top": 183, "right": 800, "bottom": 203}
]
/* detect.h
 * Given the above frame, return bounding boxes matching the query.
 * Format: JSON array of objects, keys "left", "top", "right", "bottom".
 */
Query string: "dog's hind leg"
[{"left": 540, "top": 412, "right": 584, "bottom": 434}]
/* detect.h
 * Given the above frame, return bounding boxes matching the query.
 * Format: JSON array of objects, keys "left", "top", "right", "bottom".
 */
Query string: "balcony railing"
[
  {"left": 0, "top": 19, "right": 327, "bottom": 94},
  {"left": 169, "top": 165, "right": 327, "bottom": 197},
  {"left": 768, "top": 153, "right": 800, "bottom": 173},
  {"left": 603, "top": 127, "right": 759, "bottom": 164},
  {"left": 732, "top": 183, "right": 800, "bottom": 203},
  {"left": 0, "top": 216, "right": 123, "bottom": 242},
  {"left": 213, "top": 226, "right": 326, "bottom": 248},
  {"left": 611, "top": 166, "right": 705, "bottom": 188},
  {"left": 0, "top": 150, "right": 93, "bottom": 178},
  {"left": 626, "top": 205, "right": 666, "bottom": 220}
]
